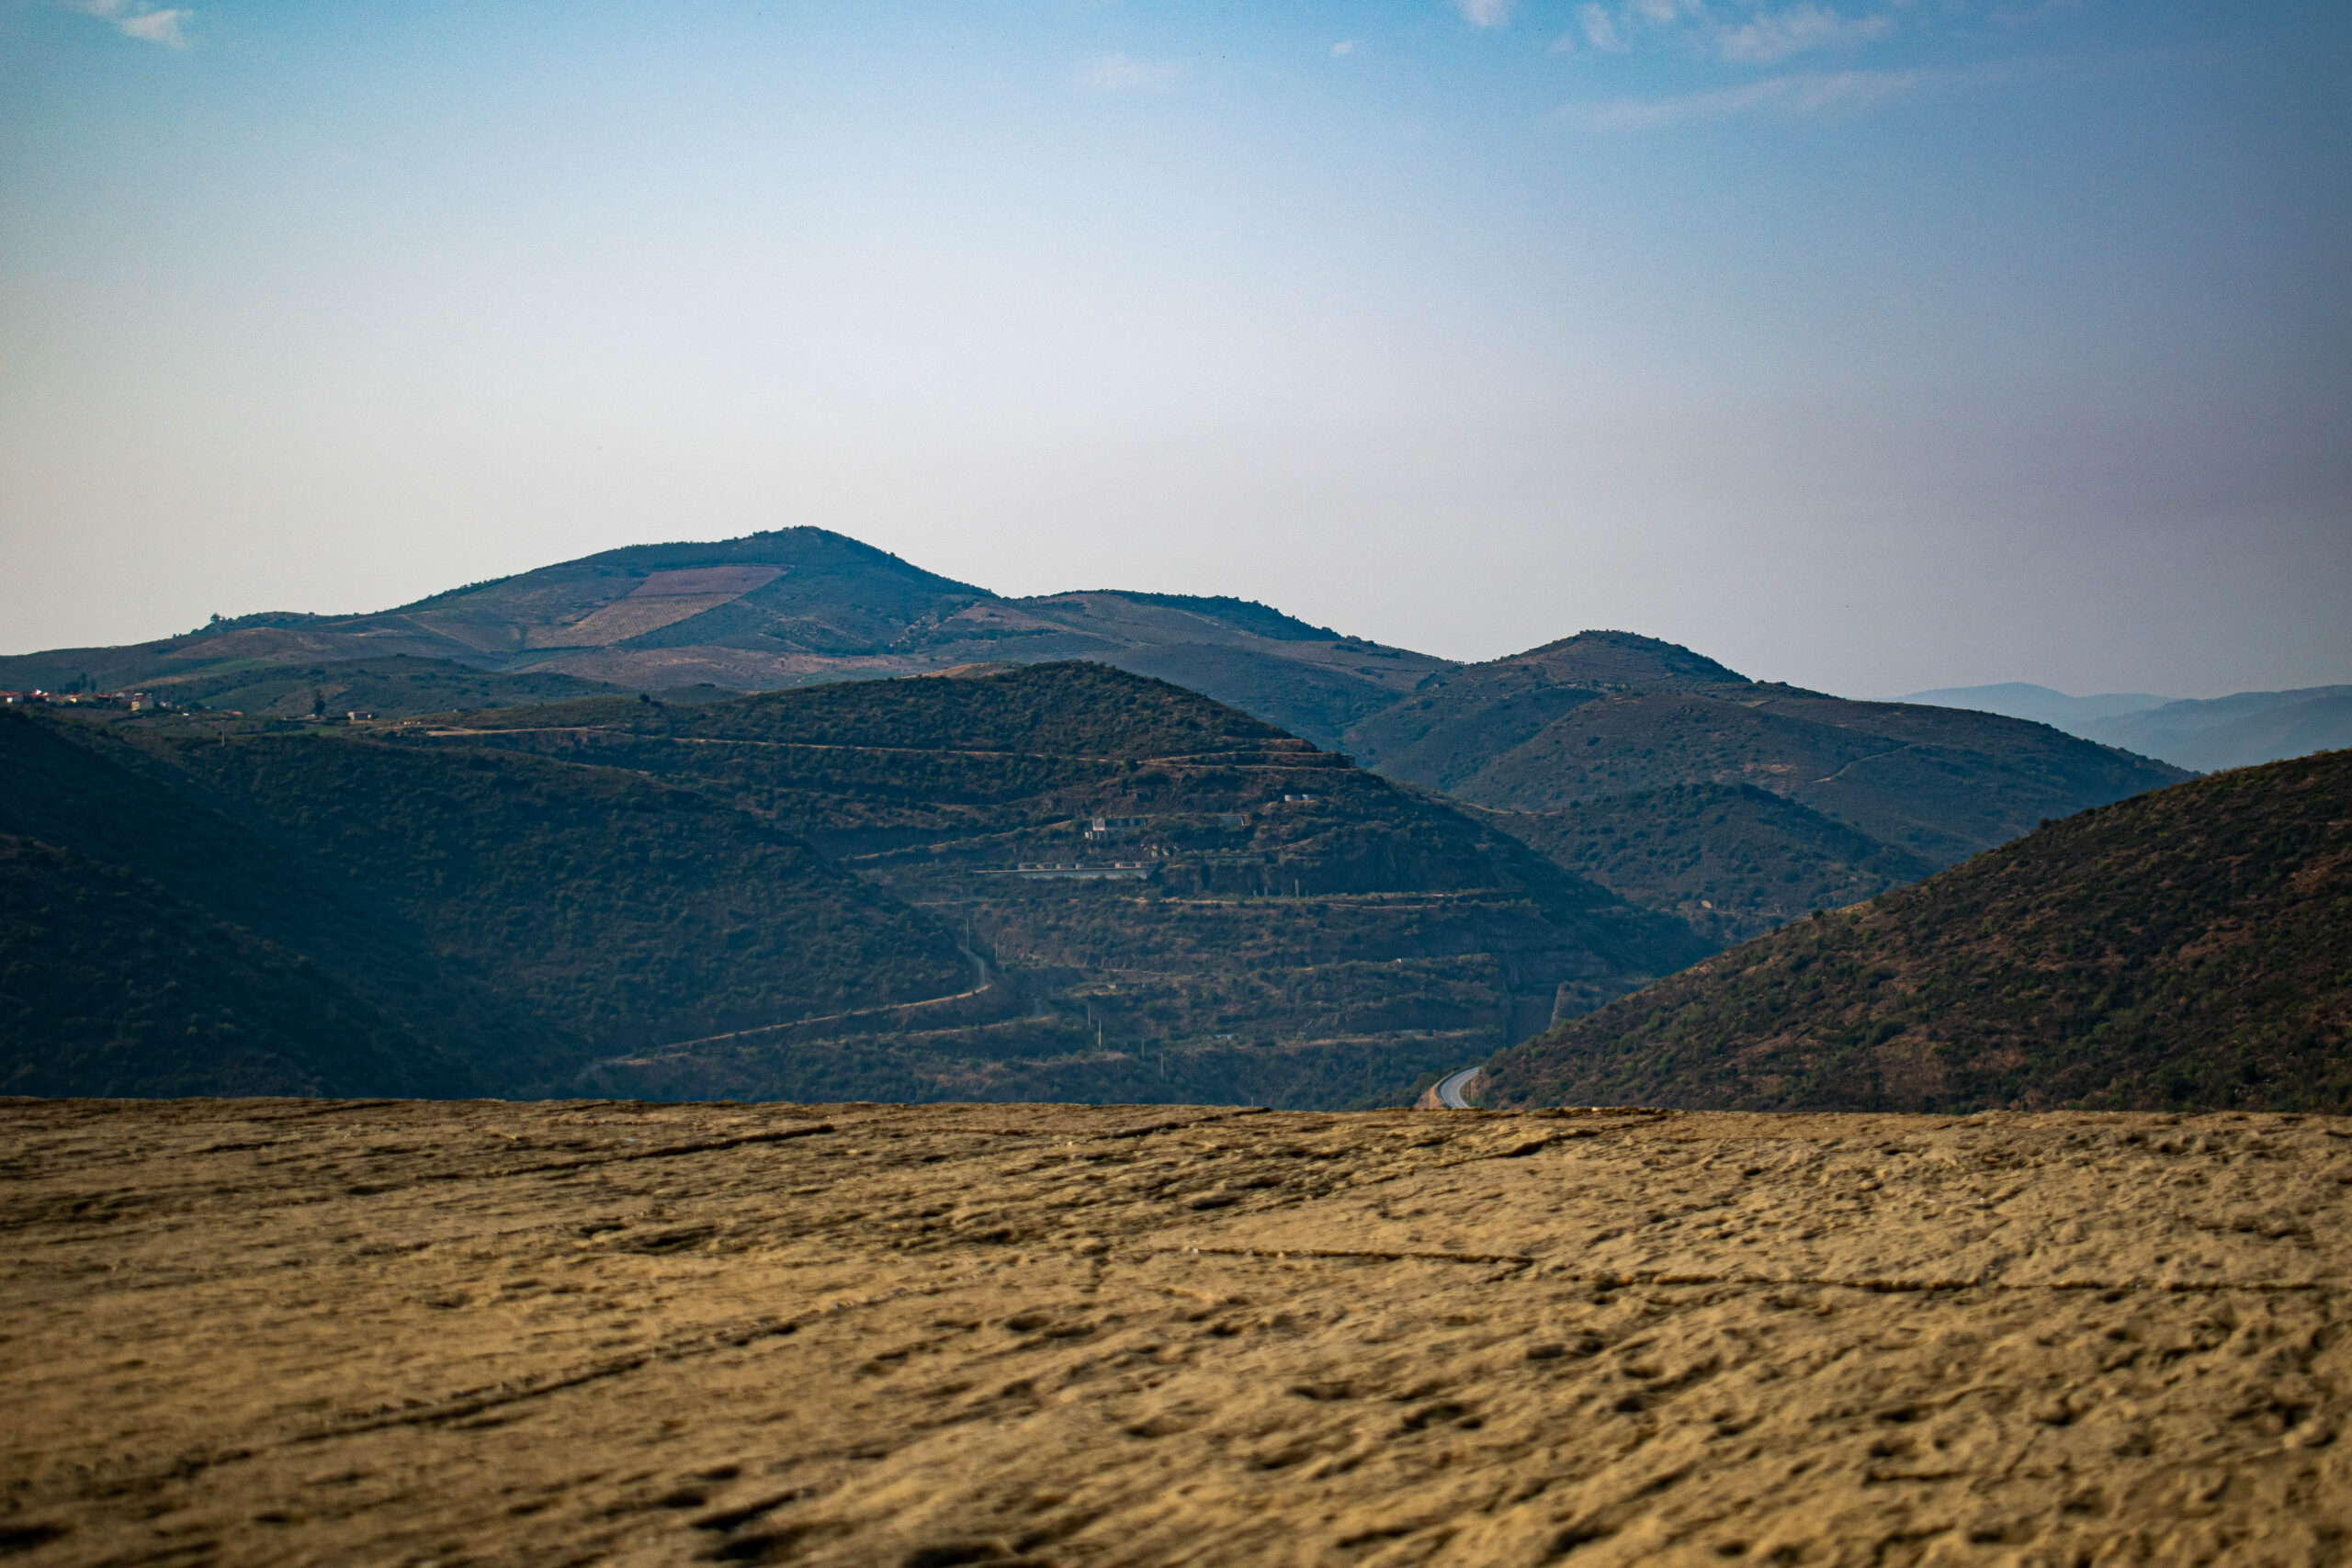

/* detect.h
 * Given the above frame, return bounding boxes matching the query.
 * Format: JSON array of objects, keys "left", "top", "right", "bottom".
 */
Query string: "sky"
[{"left": 2, "top": 1, "right": 2346, "bottom": 699}]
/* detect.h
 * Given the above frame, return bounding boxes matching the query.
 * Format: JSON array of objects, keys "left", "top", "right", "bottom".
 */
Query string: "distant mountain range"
[
  {"left": 4, "top": 528, "right": 2193, "bottom": 964},
  {"left": 1483, "top": 746, "right": 2352, "bottom": 1114},
  {"left": 0, "top": 528, "right": 1443, "bottom": 752},
  {"left": 1904, "top": 681, "right": 2352, "bottom": 773}
]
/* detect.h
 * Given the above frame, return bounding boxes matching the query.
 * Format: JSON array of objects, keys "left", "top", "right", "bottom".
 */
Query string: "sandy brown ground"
[{"left": 3, "top": 1100, "right": 2348, "bottom": 1568}]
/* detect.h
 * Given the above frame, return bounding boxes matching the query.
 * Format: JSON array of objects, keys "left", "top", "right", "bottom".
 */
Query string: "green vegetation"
[
  {"left": 1483, "top": 749, "right": 2352, "bottom": 1113},
  {"left": 3, "top": 536, "right": 2227, "bottom": 1109},
  {"left": 1475, "top": 782, "right": 1939, "bottom": 945},
  {"left": 0, "top": 703, "right": 970, "bottom": 1095},
  {"left": 1348, "top": 633, "right": 2188, "bottom": 869},
  {"left": 157, "top": 656, "right": 630, "bottom": 720},
  {"left": 5, "top": 663, "right": 1697, "bottom": 1105},
  {"left": 0, "top": 834, "right": 473, "bottom": 1099}
]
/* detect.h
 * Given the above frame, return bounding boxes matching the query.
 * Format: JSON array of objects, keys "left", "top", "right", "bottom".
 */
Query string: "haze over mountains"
[{"left": 1905, "top": 681, "right": 2352, "bottom": 773}]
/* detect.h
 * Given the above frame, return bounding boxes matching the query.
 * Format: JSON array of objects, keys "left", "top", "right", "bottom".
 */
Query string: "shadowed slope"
[
  {"left": 1470, "top": 782, "right": 1941, "bottom": 946},
  {"left": 0, "top": 837, "right": 465, "bottom": 1098}
]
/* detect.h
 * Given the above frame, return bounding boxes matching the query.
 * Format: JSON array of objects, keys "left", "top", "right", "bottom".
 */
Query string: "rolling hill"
[
  {"left": 2081, "top": 686, "right": 2352, "bottom": 773},
  {"left": 1347, "top": 631, "right": 2191, "bottom": 875},
  {"left": 0, "top": 528, "right": 1445, "bottom": 751},
  {"left": 1901, "top": 682, "right": 2173, "bottom": 730},
  {"left": 2, "top": 665, "right": 1701, "bottom": 1104},
  {"left": 1463, "top": 782, "right": 1940, "bottom": 947},
  {"left": 0, "top": 834, "right": 471, "bottom": 1099},
  {"left": 0, "top": 703, "right": 975, "bottom": 1096},
  {"left": 1480, "top": 747, "right": 2352, "bottom": 1114},
  {"left": 6, "top": 536, "right": 2198, "bottom": 964},
  {"left": 422, "top": 662, "right": 1704, "bottom": 1105}
]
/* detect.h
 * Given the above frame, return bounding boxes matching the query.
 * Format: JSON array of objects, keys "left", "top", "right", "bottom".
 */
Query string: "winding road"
[{"left": 1431, "top": 1066, "right": 1481, "bottom": 1109}]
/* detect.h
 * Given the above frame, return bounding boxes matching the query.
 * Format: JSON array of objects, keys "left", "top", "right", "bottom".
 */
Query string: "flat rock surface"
[{"left": 4, "top": 1099, "right": 2348, "bottom": 1567}]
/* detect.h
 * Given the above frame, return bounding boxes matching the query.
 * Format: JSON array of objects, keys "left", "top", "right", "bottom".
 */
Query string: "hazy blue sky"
[{"left": 4, "top": 1, "right": 2346, "bottom": 696}]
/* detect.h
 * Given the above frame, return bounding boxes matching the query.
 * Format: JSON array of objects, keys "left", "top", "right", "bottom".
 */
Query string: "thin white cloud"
[
  {"left": 1078, "top": 52, "right": 1185, "bottom": 93},
  {"left": 62, "top": 0, "right": 189, "bottom": 47},
  {"left": 1455, "top": 0, "right": 1514, "bottom": 28},
  {"left": 1566, "top": 62, "right": 2012, "bottom": 130},
  {"left": 1332, "top": 39, "right": 1356, "bottom": 57},
  {"left": 1714, "top": 5, "right": 1895, "bottom": 65},
  {"left": 1578, "top": 4, "right": 1630, "bottom": 52}
]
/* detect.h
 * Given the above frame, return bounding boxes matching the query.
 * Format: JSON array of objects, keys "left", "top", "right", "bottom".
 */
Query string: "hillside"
[
  {"left": 1902, "top": 682, "right": 2172, "bottom": 729},
  {"left": 1347, "top": 632, "right": 2191, "bottom": 869},
  {"left": 425, "top": 662, "right": 1704, "bottom": 1106},
  {"left": 157, "top": 655, "right": 630, "bottom": 720},
  {"left": 1907, "top": 681, "right": 2352, "bottom": 772},
  {"left": 0, "top": 528, "right": 1446, "bottom": 750},
  {"left": 2081, "top": 685, "right": 2352, "bottom": 773},
  {"left": 0, "top": 710, "right": 565, "bottom": 1088},
  {"left": 1482, "top": 748, "right": 2352, "bottom": 1113},
  {"left": 1468, "top": 782, "right": 1940, "bottom": 946},
  {"left": 0, "top": 836, "right": 471, "bottom": 1098},
  {"left": 0, "top": 705, "right": 973, "bottom": 1094},
  {"left": 4, "top": 665, "right": 1699, "bottom": 1104}
]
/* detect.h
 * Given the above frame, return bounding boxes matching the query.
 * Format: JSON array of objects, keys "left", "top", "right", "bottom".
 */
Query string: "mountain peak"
[{"left": 1510, "top": 630, "right": 1748, "bottom": 689}]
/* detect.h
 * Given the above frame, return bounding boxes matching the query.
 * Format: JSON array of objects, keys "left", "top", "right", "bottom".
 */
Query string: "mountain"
[
  {"left": 0, "top": 528, "right": 1446, "bottom": 751},
  {"left": 3, "top": 664, "right": 1700, "bottom": 1105},
  {"left": 425, "top": 662, "right": 1704, "bottom": 1105},
  {"left": 1347, "top": 631, "right": 2192, "bottom": 870},
  {"left": 1904, "top": 681, "right": 2352, "bottom": 773},
  {"left": 2079, "top": 687, "right": 2352, "bottom": 773},
  {"left": 1481, "top": 747, "right": 2352, "bottom": 1114},
  {"left": 1901, "top": 682, "right": 2174, "bottom": 729},
  {"left": 5, "top": 536, "right": 2195, "bottom": 962}
]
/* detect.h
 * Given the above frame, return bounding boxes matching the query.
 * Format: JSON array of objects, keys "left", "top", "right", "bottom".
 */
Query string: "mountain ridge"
[{"left": 1482, "top": 747, "right": 2352, "bottom": 1114}]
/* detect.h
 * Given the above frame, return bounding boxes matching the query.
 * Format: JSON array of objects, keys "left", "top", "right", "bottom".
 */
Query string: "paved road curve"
[{"left": 1433, "top": 1066, "right": 1481, "bottom": 1109}]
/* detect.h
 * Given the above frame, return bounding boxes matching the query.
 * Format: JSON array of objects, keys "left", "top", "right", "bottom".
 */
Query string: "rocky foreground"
[{"left": 4, "top": 1100, "right": 2348, "bottom": 1566}]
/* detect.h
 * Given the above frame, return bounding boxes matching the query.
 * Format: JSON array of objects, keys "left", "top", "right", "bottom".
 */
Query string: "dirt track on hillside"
[{"left": 3, "top": 1099, "right": 2347, "bottom": 1566}]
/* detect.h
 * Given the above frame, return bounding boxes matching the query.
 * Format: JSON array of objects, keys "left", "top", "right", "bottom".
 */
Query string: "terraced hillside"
[
  {"left": 426, "top": 662, "right": 1702, "bottom": 1105},
  {"left": 1483, "top": 748, "right": 2352, "bottom": 1114},
  {"left": 2, "top": 666, "right": 1698, "bottom": 1104},
  {"left": 6, "top": 536, "right": 2197, "bottom": 968}
]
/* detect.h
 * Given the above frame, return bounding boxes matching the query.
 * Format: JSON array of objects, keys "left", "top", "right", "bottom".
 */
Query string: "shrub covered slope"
[
  {"left": 436, "top": 663, "right": 1702, "bottom": 1105},
  {"left": 5, "top": 664, "right": 1697, "bottom": 1104},
  {"left": 1483, "top": 749, "right": 2352, "bottom": 1112}
]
